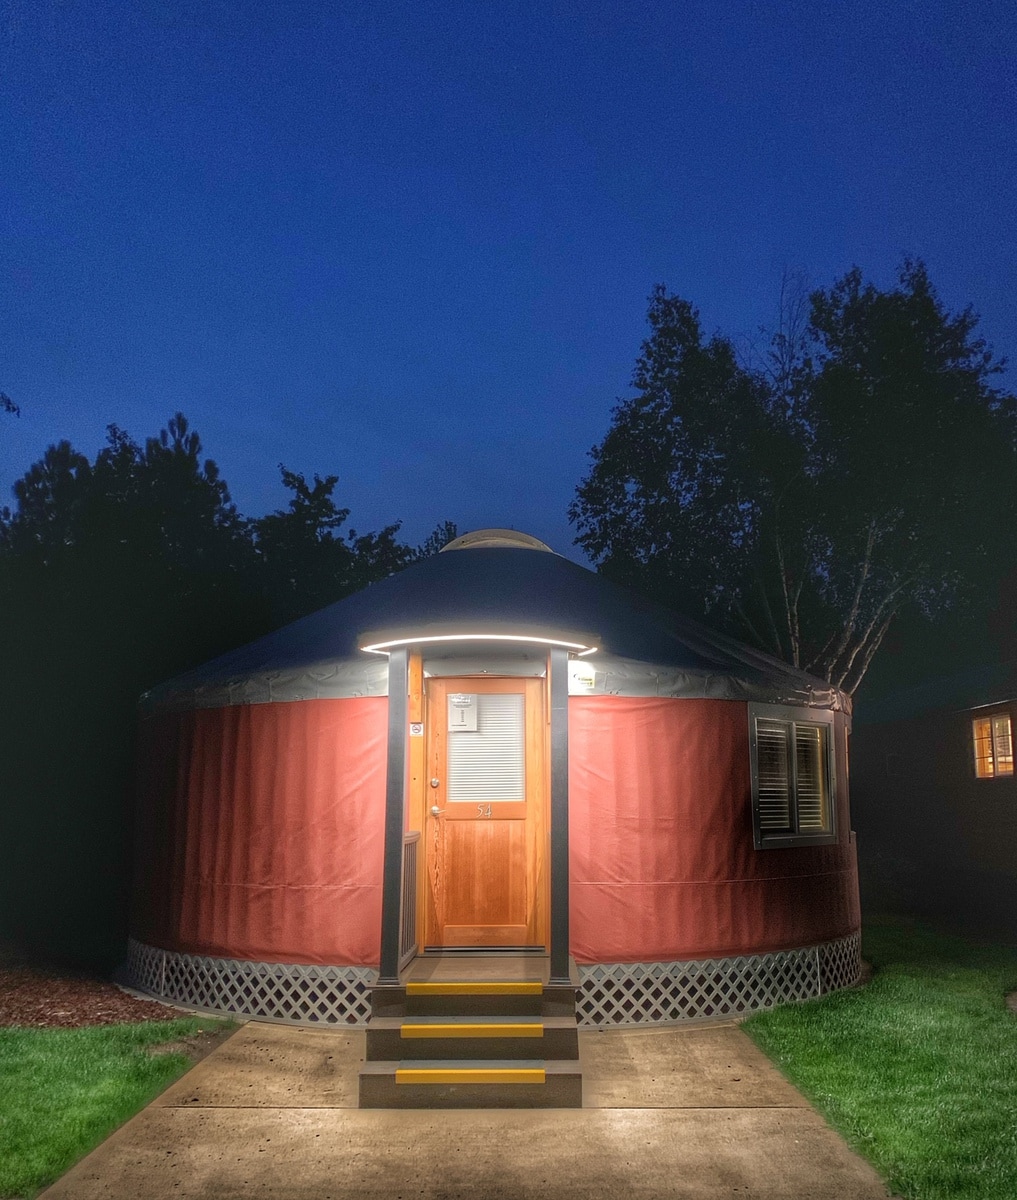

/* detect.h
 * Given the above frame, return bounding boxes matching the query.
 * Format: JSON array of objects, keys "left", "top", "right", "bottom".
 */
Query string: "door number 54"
[{"left": 477, "top": 804, "right": 493, "bottom": 818}]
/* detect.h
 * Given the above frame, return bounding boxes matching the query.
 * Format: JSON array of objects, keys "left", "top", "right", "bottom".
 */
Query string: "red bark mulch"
[{"left": 0, "top": 963, "right": 187, "bottom": 1029}]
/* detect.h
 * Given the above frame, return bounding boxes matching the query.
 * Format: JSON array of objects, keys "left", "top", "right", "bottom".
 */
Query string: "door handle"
[{"left": 430, "top": 806, "right": 441, "bottom": 817}]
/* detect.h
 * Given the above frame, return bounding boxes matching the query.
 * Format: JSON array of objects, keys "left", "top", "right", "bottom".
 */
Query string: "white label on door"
[{"left": 448, "top": 693, "right": 478, "bottom": 732}]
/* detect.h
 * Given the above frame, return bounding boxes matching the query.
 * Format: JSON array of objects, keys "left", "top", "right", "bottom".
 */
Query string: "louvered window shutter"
[
  {"left": 447, "top": 692, "right": 526, "bottom": 801},
  {"left": 795, "top": 724, "right": 829, "bottom": 830},
  {"left": 755, "top": 718, "right": 792, "bottom": 832},
  {"left": 751, "top": 705, "right": 835, "bottom": 844}
]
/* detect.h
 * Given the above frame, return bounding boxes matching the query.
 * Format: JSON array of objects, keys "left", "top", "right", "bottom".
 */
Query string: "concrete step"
[
  {"left": 365, "top": 1014, "right": 579, "bottom": 1061},
  {"left": 359, "top": 1059, "right": 583, "bottom": 1109},
  {"left": 372, "top": 981, "right": 579, "bottom": 1019},
  {"left": 360, "top": 967, "right": 583, "bottom": 1107}
]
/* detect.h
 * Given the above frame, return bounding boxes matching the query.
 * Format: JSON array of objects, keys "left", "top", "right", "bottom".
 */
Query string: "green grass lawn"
[
  {"left": 744, "top": 920, "right": 1017, "bottom": 1200},
  {"left": 0, "top": 1018, "right": 230, "bottom": 1199}
]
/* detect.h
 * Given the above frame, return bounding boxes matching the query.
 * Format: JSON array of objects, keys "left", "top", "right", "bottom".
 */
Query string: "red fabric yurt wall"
[
  {"left": 133, "top": 697, "right": 387, "bottom": 965},
  {"left": 568, "top": 696, "right": 859, "bottom": 962},
  {"left": 133, "top": 693, "right": 858, "bottom": 969}
]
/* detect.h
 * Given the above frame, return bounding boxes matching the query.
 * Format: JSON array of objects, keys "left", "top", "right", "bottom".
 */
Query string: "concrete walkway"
[{"left": 40, "top": 1021, "right": 893, "bottom": 1199}]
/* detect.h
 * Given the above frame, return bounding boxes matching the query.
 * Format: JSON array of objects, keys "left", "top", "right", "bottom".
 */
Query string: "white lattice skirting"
[
  {"left": 120, "top": 940, "right": 375, "bottom": 1026},
  {"left": 576, "top": 933, "right": 861, "bottom": 1026},
  {"left": 121, "top": 933, "right": 860, "bottom": 1027}
]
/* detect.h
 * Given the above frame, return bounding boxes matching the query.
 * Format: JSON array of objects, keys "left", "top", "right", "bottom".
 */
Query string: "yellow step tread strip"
[
  {"left": 396, "top": 1067, "right": 545, "bottom": 1085},
  {"left": 405, "top": 982, "right": 543, "bottom": 995},
  {"left": 401, "top": 1023, "right": 543, "bottom": 1039}
]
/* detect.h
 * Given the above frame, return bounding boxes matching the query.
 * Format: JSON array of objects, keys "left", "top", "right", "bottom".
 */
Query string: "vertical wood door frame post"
[
  {"left": 548, "top": 646, "right": 571, "bottom": 985},
  {"left": 378, "top": 647, "right": 409, "bottom": 985}
]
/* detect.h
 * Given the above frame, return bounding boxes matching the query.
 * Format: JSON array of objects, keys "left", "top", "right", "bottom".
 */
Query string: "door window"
[{"left": 446, "top": 692, "right": 525, "bottom": 801}]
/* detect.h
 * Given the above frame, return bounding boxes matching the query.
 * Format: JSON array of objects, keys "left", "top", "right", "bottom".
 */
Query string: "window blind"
[{"left": 447, "top": 692, "right": 526, "bottom": 801}]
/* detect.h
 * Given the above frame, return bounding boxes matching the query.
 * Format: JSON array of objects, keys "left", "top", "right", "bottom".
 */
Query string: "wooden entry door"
[{"left": 424, "top": 677, "right": 547, "bottom": 949}]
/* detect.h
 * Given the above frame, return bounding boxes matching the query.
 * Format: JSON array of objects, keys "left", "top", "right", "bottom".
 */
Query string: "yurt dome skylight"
[{"left": 440, "top": 528, "right": 554, "bottom": 553}]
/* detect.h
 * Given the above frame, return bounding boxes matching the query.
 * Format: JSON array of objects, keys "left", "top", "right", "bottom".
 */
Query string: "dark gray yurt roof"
[{"left": 142, "top": 531, "right": 848, "bottom": 713}]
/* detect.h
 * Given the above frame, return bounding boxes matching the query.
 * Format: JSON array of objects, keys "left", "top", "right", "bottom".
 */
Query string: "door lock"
[{"left": 429, "top": 778, "right": 440, "bottom": 788}]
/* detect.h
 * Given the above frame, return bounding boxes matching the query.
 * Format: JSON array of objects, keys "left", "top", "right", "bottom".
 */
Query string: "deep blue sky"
[{"left": 3, "top": 0, "right": 1015, "bottom": 562}]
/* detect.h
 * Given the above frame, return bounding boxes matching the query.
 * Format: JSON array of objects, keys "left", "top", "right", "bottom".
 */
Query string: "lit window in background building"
[{"left": 973, "top": 713, "right": 1014, "bottom": 778}]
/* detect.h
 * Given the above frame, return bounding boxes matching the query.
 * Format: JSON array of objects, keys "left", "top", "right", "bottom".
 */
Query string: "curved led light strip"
[{"left": 360, "top": 632, "right": 599, "bottom": 656}]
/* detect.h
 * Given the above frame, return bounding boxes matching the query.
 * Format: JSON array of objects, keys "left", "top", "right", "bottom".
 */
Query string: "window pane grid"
[
  {"left": 973, "top": 718, "right": 994, "bottom": 777},
  {"left": 992, "top": 715, "right": 1014, "bottom": 776},
  {"left": 973, "top": 713, "right": 1014, "bottom": 778}
]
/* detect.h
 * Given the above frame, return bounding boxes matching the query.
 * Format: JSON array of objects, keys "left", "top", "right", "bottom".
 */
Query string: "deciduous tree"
[
  {"left": 416, "top": 520, "right": 459, "bottom": 557},
  {"left": 570, "top": 262, "right": 1017, "bottom": 694},
  {"left": 253, "top": 466, "right": 418, "bottom": 622}
]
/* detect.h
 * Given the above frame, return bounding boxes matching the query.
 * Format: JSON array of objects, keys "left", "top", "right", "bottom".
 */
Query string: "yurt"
[{"left": 124, "top": 529, "right": 861, "bottom": 1028}]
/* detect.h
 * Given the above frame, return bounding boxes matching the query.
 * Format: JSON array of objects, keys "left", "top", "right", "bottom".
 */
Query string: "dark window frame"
[{"left": 748, "top": 703, "right": 838, "bottom": 849}]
